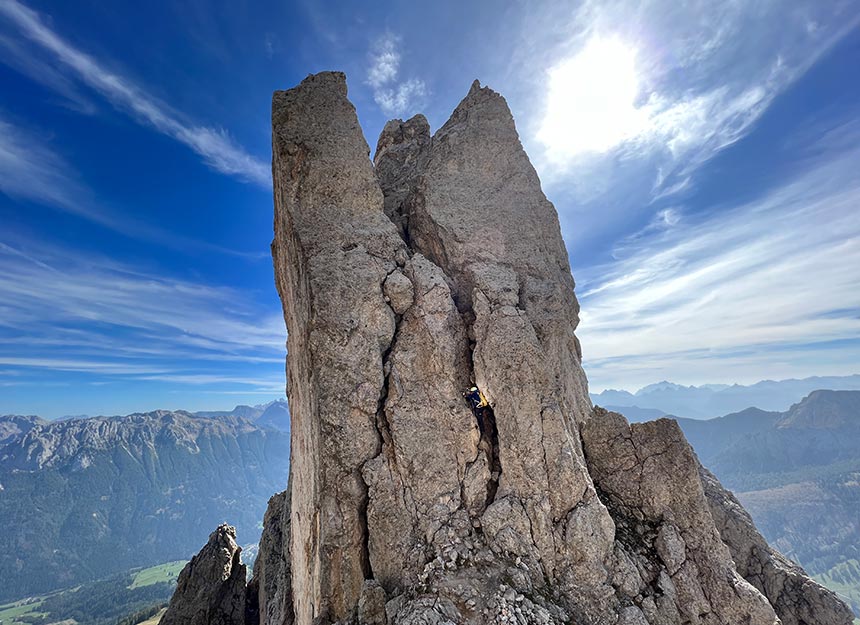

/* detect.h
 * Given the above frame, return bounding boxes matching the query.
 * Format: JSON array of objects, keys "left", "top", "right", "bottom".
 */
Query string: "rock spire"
[
  {"left": 160, "top": 524, "right": 249, "bottom": 625},
  {"left": 165, "top": 71, "right": 853, "bottom": 625}
]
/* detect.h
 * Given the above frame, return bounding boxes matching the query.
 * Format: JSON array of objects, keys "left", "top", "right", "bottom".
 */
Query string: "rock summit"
[{"left": 164, "top": 72, "right": 853, "bottom": 625}]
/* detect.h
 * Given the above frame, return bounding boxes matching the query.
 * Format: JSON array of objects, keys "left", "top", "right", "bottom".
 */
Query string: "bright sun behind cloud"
[{"left": 538, "top": 36, "right": 647, "bottom": 161}]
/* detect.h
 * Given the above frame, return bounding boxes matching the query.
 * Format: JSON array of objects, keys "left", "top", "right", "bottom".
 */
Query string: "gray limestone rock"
[
  {"left": 160, "top": 524, "right": 247, "bottom": 625},
  {"left": 382, "top": 269, "right": 414, "bottom": 315},
  {"left": 389, "top": 80, "right": 616, "bottom": 619},
  {"left": 617, "top": 606, "right": 648, "bottom": 625},
  {"left": 358, "top": 580, "right": 388, "bottom": 625},
  {"left": 254, "top": 489, "right": 294, "bottom": 625},
  {"left": 373, "top": 115, "right": 431, "bottom": 238},
  {"left": 165, "top": 70, "right": 852, "bottom": 625},
  {"left": 581, "top": 410, "right": 779, "bottom": 625},
  {"left": 271, "top": 71, "right": 408, "bottom": 625},
  {"left": 264, "top": 71, "right": 850, "bottom": 625}
]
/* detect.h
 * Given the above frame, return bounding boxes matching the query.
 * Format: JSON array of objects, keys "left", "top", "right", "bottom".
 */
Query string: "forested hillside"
[{"left": 0, "top": 411, "right": 290, "bottom": 602}]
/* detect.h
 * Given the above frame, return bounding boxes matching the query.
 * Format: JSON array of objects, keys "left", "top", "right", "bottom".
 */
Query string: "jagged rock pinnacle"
[
  {"left": 160, "top": 524, "right": 248, "bottom": 625},
  {"left": 267, "top": 72, "right": 851, "bottom": 625},
  {"left": 165, "top": 71, "right": 853, "bottom": 625}
]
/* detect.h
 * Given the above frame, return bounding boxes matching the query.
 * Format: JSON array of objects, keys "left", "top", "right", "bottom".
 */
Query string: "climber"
[
  {"left": 463, "top": 386, "right": 489, "bottom": 430},
  {"left": 464, "top": 386, "right": 488, "bottom": 411}
]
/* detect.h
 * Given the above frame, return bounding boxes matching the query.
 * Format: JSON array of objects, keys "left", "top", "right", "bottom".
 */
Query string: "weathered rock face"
[
  {"left": 167, "top": 70, "right": 852, "bottom": 625},
  {"left": 271, "top": 71, "right": 409, "bottom": 624},
  {"left": 272, "top": 71, "right": 616, "bottom": 624},
  {"left": 581, "top": 411, "right": 779, "bottom": 625},
  {"left": 264, "top": 71, "right": 852, "bottom": 625},
  {"left": 373, "top": 114, "right": 431, "bottom": 239},
  {"left": 253, "top": 487, "right": 294, "bottom": 625},
  {"left": 161, "top": 524, "right": 248, "bottom": 625}
]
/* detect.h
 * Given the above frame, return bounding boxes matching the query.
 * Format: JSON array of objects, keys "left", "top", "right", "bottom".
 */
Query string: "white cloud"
[
  {"left": 655, "top": 208, "right": 679, "bottom": 227},
  {"left": 0, "top": 32, "right": 95, "bottom": 113},
  {"left": 520, "top": 0, "right": 860, "bottom": 197},
  {"left": 577, "top": 136, "right": 860, "bottom": 391},
  {"left": 367, "top": 33, "right": 400, "bottom": 88},
  {"left": 366, "top": 32, "right": 427, "bottom": 116},
  {"left": 0, "top": 357, "right": 172, "bottom": 376},
  {"left": 0, "top": 113, "right": 267, "bottom": 258},
  {"left": 0, "top": 0, "right": 269, "bottom": 187},
  {"left": 538, "top": 38, "right": 795, "bottom": 180},
  {"left": 137, "top": 373, "right": 285, "bottom": 390},
  {"left": 0, "top": 115, "right": 92, "bottom": 214},
  {"left": 374, "top": 79, "right": 428, "bottom": 117},
  {"left": 0, "top": 236, "right": 286, "bottom": 387}
]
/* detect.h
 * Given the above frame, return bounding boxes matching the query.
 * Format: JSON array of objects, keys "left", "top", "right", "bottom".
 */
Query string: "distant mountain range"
[
  {"left": 195, "top": 399, "right": 291, "bottom": 431},
  {"left": 592, "top": 374, "right": 860, "bottom": 418},
  {"left": 3, "top": 388, "right": 857, "bottom": 616},
  {"left": 675, "top": 390, "right": 860, "bottom": 490},
  {"left": 0, "top": 405, "right": 291, "bottom": 603},
  {"left": 57, "top": 399, "right": 293, "bottom": 431},
  {"left": 666, "top": 390, "right": 860, "bottom": 616}
]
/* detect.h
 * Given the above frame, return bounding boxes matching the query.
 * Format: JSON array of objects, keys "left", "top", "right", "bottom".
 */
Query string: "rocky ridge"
[
  {"left": 0, "top": 410, "right": 291, "bottom": 602},
  {"left": 161, "top": 524, "right": 249, "bottom": 625},
  {"left": 2, "top": 411, "right": 266, "bottom": 470},
  {"left": 675, "top": 390, "right": 860, "bottom": 492},
  {"left": 776, "top": 389, "right": 860, "bottom": 430},
  {"left": 0, "top": 414, "right": 46, "bottom": 447},
  {"left": 163, "top": 72, "right": 852, "bottom": 625},
  {"left": 591, "top": 375, "right": 860, "bottom": 419}
]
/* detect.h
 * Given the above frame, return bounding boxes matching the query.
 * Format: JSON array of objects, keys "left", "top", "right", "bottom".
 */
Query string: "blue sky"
[{"left": 1, "top": 0, "right": 859, "bottom": 418}]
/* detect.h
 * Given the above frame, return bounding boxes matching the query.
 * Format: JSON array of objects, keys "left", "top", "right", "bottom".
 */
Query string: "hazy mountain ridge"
[
  {"left": 662, "top": 390, "right": 860, "bottom": 617},
  {"left": 676, "top": 391, "right": 860, "bottom": 490},
  {"left": 592, "top": 374, "right": 860, "bottom": 418},
  {"left": 602, "top": 404, "right": 667, "bottom": 422},
  {"left": 194, "top": 399, "right": 288, "bottom": 422},
  {"left": 0, "top": 409, "right": 291, "bottom": 603},
  {"left": 1, "top": 410, "right": 271, "bottom": 470},
  {"left": 0, "top": 414, "right": 46, "bottom": 447},
  {"left": 777, "top": 390, "right": 860, "bottom": 429},
  {"left": 254, "top": 400, "right": 291, "bottom": 431}
]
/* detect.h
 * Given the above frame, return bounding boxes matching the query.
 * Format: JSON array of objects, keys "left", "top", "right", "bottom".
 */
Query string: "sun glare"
[{"left": 538, "top": 36, "right": 646, "bottom": 160}]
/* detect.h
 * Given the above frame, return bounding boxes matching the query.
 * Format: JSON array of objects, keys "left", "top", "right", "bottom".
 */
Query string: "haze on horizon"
[{"left": 1, "top": 0, "right": 859, "bottom": 417}]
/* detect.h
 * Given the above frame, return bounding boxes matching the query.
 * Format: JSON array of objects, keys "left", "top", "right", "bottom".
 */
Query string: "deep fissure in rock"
[
  {"left": 244, "top": 577, "right": 260, "bottom": 625},
  {"left": 478, "top": 402, "right": 501, "bottom": 507},
  {"left": 373, "top": 319, "right": 399, "bottom": 458},
  {"left": 463, "top": 337, "right": 501, "bottom": 511},
  {"left": 360, "top": 320, "right": 403, "bottom": 581},
  {"left": 357, "top": 486, "right": 374, "bottom": 581},
  {"left": 374, "top": 127, "right": 506, "bottom": 516}
]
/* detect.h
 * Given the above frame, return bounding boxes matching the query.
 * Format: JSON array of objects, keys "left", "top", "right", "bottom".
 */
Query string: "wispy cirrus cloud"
[
  {"left": 0, "top": 31, "right": 95, "bottom": 113},
  {"left": 366, "top": 32, "right": 427, "bottom": 116},
  {"left": 0, "top": 114, "right": 92, "bottom": 214},
  {"left": 0, "top": 113, "right": 267, "bottom": 259},
  {"left": 518, "top": 0, "right": 860, "bottom": 197},
  {"left": 0, "top": 0, "right": 269, "bottom": 187},
  {"left": 0, "top": 236, "right": 285, "bottom": 391},
  {"left": 577, "top": 126, "right": 860, "bottom": 391}
]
